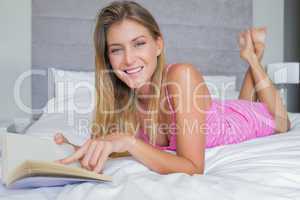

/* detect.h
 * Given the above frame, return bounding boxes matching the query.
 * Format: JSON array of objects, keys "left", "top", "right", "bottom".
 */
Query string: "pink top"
[{"left": 137, "top": 64, "right": 276, "bottom": 151}]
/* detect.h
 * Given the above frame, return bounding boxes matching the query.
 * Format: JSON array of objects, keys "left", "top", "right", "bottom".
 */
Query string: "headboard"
[{"left": 32, "top": 0, "right": 252, "bottom": 112}]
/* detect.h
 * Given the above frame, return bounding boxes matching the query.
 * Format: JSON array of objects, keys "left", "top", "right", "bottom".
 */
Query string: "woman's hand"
[{"left": 53, "top": 132, "right": 136, "bottom": 173}]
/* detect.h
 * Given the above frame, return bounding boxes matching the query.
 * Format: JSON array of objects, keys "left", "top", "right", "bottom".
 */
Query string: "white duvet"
[{"left": 1, "top": 107, "right": 300, "bottom": 199}]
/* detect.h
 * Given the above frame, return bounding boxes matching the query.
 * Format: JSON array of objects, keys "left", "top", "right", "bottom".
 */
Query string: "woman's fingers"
[
  {"left": 93, "top": 144, "right": 112, "bottom": 173},
  {"left": 81, "top": 140, "right": 98, "bottom": 169},
  {"left": 55, "top": 135, "right": 113, "bottom": 173},
  {"left": 90, "top": 141, "right": 105, "bottom": 168},
  {"left": 58, "top": 139, "right": 92, "bottom": 164}
]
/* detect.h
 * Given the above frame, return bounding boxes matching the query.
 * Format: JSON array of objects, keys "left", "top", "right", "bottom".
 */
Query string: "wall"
[
  {"left": 252, "top": 0, "right": 284, "bottom": 65},
  {"left": 284, "top": 0, "right": 300, "bottom": 112},
  {"left": 0, "top": 0, "right": 32, "bottom": 123},
  {"left": 32, "top": 0, "right": 252, "bottom": 110},
  {"left": 253, "top": 0, "right": 300, "bottom": 112},
  {"left": 284, "top": 0, "right": 300, "bottom": 62}
]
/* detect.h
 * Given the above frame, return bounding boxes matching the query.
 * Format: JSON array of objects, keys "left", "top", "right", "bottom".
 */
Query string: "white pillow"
[
  {"left": 27, "top": 96, "right": 93, "bottom": 146},
  {"left": 43, "top": 94, "right": 95, "bottom": 114},
  {"left": 25, "top": 112, "right": 92, "bottom": 146},
  {"left": 203, "top": 76, "right": 237, "bottom": 100},
  {"left": 49, "top": 68, "right": 95, "bottom": 101}
]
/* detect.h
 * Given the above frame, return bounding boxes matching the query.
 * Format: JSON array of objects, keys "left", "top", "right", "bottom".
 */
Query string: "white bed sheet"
[{"left": 1, "top": 114, "right": 300, "bottom": 199}]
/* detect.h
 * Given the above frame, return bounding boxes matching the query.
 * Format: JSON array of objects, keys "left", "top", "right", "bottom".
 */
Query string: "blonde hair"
[{"left": 92, "top": 1, "right": 166, "bottom": 145}]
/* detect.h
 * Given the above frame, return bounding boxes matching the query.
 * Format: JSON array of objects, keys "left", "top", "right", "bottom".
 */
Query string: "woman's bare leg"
[
  {"left": 239, "top": 29, "right": 290, "bottom": 133},
  {"left": 238, "top": 63, "right": 257, "bottom": 101},
  {"left": 239, "top": 28, "right": 266, "bottom": 101}
]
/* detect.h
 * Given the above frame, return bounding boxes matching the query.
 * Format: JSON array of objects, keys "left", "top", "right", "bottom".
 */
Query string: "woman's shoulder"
[{"left": 165, "top": 63, "right": 204, "bottom": 82}]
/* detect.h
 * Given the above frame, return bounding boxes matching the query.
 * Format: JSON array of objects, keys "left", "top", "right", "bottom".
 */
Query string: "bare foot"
[
  {"left": 238, "top": 30, "right": 256, "bottom": 62},
  {"left": 251, "top": 27, "right": 267, "bottom": 61}
]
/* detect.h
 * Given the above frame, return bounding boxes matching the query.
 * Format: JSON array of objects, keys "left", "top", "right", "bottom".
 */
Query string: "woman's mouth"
[{"left": 123, "top": 66, "right": 144, "bottom": 75}]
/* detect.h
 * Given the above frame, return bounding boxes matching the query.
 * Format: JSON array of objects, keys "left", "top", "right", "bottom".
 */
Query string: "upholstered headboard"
[{"left": 32, "top": 0, "right": 252, "bottom": 112}]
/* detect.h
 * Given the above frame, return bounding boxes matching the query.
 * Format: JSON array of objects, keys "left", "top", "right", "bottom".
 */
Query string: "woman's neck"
[{"left": 136, "top": 83, "right": 152, "bottom": 105}]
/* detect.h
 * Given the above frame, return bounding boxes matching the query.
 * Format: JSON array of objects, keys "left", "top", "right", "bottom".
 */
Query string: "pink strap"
[{"left": 137, "top": 64, "right": 177, "bottom": 152}]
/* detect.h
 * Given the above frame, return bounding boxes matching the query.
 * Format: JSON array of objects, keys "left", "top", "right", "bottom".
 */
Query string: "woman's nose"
[{"left": 124, "top": 49, "right": 136, "bottom": 66}]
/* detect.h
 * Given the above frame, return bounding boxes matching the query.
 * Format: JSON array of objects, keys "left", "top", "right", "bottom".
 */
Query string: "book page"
[
  {"left": 2, "top": 133, "right": 78, "bottom": 183},
  {"left": 10, "top": 176, "right": 106, "bottom": 189},
  {"left": 7, "top": 160, "right": 112, "bottom": 187}
]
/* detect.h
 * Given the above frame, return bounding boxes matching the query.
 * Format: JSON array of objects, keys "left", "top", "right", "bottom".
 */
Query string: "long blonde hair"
[{"left": 92, "top": 1, "right": 166, "bottom": 145}]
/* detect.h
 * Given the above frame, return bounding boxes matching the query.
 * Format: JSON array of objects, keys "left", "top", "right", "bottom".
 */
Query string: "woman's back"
[{"left": 137, "top": 64, "right": 276, "bottom": 150}]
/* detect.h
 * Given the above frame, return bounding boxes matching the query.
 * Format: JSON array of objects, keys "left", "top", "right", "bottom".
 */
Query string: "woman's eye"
[
  {"left": 111, "top": 49, "right": 121, "bottom": 54},
  {"left": 135, "top": 42, "right": 145, "bottom": 47}
]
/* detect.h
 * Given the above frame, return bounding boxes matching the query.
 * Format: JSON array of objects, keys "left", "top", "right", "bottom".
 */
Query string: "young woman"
[{"left": 54, "top": 1, "right": 290, "bottom": 175}]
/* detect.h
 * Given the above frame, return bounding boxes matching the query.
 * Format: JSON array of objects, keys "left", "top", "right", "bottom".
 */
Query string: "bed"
[
  {"left": 1, "top": 72, "right": 300, "bottom": 199},
  {"left": 1, "top": 117, "right": 300, "bottom": 199},
  {"left": 2, "top": 1, "right": 300, "bottom": 199}
]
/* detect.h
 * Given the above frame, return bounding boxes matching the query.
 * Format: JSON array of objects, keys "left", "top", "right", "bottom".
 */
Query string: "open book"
[{"left": 1, "top": 133, "right": 114, "bottom": 189}]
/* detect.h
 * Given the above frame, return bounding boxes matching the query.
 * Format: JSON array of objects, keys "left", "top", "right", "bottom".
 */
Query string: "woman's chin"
[
  {"left": 125, "top": 80, "right": 145, "bottom": 89},
  {"left": 121, "top": 75, "right": 151, "bottom": 89}
]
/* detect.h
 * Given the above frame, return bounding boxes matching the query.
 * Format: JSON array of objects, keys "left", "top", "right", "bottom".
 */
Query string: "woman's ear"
[{"left": 156, "top": 36, "right": 164, "bottom": 56}]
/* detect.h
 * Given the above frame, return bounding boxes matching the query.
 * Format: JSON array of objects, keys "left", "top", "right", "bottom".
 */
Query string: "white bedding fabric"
[
  {"left": 1, "top": 113, "right": 300, "bottom": 199},
  {"left": 0, "top": 128, "right": 300, "bottom": 200}
]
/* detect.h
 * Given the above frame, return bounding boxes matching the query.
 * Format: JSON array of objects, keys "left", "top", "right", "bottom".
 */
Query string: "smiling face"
[{"left": 106, "top": 19, "right": 163, "bottom": 89}]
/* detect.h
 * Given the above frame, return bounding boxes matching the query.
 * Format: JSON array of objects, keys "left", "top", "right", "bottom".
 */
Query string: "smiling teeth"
[{"left": 124, "top": 66, "right": 143, "bottom": 74}]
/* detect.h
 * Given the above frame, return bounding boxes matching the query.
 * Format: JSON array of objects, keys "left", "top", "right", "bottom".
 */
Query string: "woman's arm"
[
  {"left": 127, "top": 63, "right": 212, "bottom": 175},
  {"left": 56, "top": 64, "right": 211, "bottom": 175},
  {"left": 126, "top": 137, "right": 203, "bottom": 175}
]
